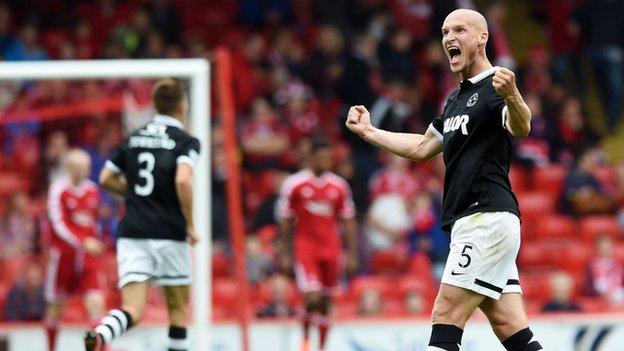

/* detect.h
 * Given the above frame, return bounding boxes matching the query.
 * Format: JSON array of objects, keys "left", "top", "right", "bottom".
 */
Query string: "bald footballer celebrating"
[{"left": 346, "top": 9, "right": 544, "bottom": 351}]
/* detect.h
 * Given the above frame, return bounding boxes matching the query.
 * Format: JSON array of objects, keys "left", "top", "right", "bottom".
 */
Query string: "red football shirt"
[
  {"left": 278, "top": 169, "right": 355, "bottom": 258},
  {"left": 47, "top": 177, "right": 100, "bottom": 250}
]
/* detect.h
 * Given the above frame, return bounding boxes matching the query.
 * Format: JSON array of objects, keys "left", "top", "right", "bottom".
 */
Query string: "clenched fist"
[
  {"left": 492, "top": 67, "right": 520, "bottom": 100},
  {"left": 345, "top": 105, "right": 372, "bottom": 138}
]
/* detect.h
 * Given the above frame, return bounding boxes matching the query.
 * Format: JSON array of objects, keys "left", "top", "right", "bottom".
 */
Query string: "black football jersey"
[
  {"left": 106, "top": 115, "right": 200, "bottom": 241},
  {"left": 429, "top": 67, "right": 520, "bottom": 232}
]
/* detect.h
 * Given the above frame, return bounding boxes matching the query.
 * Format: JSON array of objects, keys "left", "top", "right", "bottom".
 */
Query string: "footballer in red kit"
[
  {"left": 278, "top": 138, "right": 358, "bottom": 351},
  {"left": 44, "top": 149, "right": 106, "bottom": 351}
]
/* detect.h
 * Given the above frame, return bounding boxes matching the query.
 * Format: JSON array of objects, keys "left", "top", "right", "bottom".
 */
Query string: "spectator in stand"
[
  {"left": 0, "top": 190, "right": 38, "bottom": 259},
  {"left": 358, "top": 287, "right": 382, "bottom": 316},
  {"left": 305, "top": 24, "right": 346, "bottom": 99},
  {"left": 571, "top": 0, "right": 624, "bottom": 130},
  {"left": 562, "top": 148, "right": 616, "bottom": 216},
  {"left": 366, "top": 153, "right": 419, "bottom": 253},
  {"left": 43, "top": 131, "right": 70, "bottom": 185},
  {"left": 541, "top": 271, "right": 582, "bottom": 312},
  {"left": 484, "top": 0, "right": 516, "bottom": 69},
  {"left": 405, "top": 289, "right": 426, "bottom": 315},
  {"left": 256, "top": 274, "right": 296, "bottom": 318},
  {"left": 520, "top": 45, "right": 552, "bottom": 96},
  {"left": 338, "top": 32, "right": 379, "bottom": 107},
  {"left": 365, "top": 193, "right": 410, "bottom": 252},
  {"left": 231, "top": 34, "right": 268, "bottom": 112},
  {"left": 246, "top": 236, "right": 273, "bottom": 284},
  {"left": 388, "top": 0, "right": 432, "bottom": 47},
  {"left": 73, "top": 20, "right": 96, "bottom": 59},
  {"left": 250, "top": 171, "right": 289, "bottom": 234},
  {"left": 534, "top": 0, "right": 583, "bottom": 91},
  {"left": 549, "top": 97, "right": 599, "bottom": 165},
  {"left": 274, "top": 80, "right": 320, "bottom": 141},
  {"left": 585, "top": 234, "right": 624, "bottom": 305},
  {"left": 514, "top": 93, "right": 550, "bottom": 168},
  {"left": 407, "top": 193, "right": 449, "bottom": 280},
  {"left": 369, "top": 77, "right": 417, "bottom": 133},
  {"left": 378, "top": 27, "right": 416, "bottom": 82},
  {"left": 4, "top": 262, "right": 46, "bottom": 321},
  {"left": 146, "top": 0, "right": 181, "bottom": 44},
  {"left": 616, "top": 162, "right": 624, "bottom": 232},
  {"left": 240, "top": 98, "right": 290, "bottom": 172},
  {"left": 267, "top": 28, "right": 306, "bottom": 80},
  {"left": 0, "top": 4, "right": 15, "bottom": 56},
  {"left": 369, "top": 153, "right": 421, "bottom": 201},
  {"left": 3, "top": 23, "right": 48, "bottom": 61}
]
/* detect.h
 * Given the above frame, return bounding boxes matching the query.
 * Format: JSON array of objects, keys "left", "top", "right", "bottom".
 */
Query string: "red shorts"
[
  {"left": 294, "top": 251, "right": 344, "bottom": 294},
  {"left": 45, "top": 246, "right": 104, "bottom": 302}
]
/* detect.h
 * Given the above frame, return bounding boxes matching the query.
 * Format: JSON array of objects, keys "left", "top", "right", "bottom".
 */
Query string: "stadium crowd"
[{"left": 0, "top": 0, "right": 623, "bottom": 322}]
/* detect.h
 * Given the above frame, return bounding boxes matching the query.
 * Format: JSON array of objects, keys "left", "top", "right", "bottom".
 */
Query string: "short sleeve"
[
  {"left": 489, "top": 93, "right": 509, "bottom": 130},
  {"left": 428, "top": 117, "right": 444, "bottom": 143},
  {"left": 176, "top": 137, "right": 201, "bottom": 168},
  {"left": 105, "top": 146, "right": 125, "bottom": 174},
  {"left": 338, "top": 182, "right": 356, "bottom": 219}
]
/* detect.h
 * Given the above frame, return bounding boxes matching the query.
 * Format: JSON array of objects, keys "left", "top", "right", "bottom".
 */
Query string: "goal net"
[{"left": 0, "top": 59, "right": 210, "bottom": 351}]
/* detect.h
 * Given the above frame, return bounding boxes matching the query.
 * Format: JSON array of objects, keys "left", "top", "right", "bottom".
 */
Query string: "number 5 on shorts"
[{"left": 459, "top": 244, "right": 473, "bottom": 268}]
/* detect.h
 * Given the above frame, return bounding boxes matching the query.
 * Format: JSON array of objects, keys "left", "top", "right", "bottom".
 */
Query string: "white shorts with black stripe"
[
  {"left": 116, "top": 238, "right": 192, "bottom": 289},
  {"left": 441, "top": 211, "right": 522, "bottom": 300}
]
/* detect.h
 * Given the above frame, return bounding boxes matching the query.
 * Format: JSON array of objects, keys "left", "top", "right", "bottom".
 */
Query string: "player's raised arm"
[
  {"left": 492, "top": 67, "right": 532, "bottom": 138},
  {"left": 345, "top": 105, "right": 443, "bottom": 162}
]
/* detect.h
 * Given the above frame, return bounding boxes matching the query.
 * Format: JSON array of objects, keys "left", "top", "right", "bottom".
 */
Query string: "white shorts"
[
  {"left": 441, "top": 211, "right": 523, "bottom": 300},
  {"left": 117, "top": 238, "right": 192, "bottom": 289}
]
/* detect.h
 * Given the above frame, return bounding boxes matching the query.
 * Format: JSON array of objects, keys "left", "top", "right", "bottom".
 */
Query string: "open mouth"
[{"left": 448, "top": 47, "right": 461, "bottom": 64}]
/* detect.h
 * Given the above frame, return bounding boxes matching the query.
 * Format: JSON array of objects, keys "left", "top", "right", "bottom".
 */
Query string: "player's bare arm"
[
  {"left": 277, "top": 217, "right": 295, "bottom": 272},
  {"left": 345, "top": 105, "right": 443, "bottom": 162},
  {"left": 99, "top": 167, "right": 127, "bottom": 196},
  {"left": 493, "top": 67, "right": 532, "bottom": 138},
  {"left": 342, "top": 217, "right": 359, "bottom": 274},
  {"left": 175, "top": 163, "right": 199, "bottom": 246}
]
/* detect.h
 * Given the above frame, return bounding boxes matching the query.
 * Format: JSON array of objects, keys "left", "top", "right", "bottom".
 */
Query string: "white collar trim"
[
  {"left": 153, "top": 114, "right": 184, "bottom": 129},
  {"left": 466, "top": 66, "right": 499, "bottom": 84}
]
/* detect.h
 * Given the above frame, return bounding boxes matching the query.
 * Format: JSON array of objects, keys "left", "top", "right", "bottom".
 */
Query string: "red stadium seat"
[
  {"left": 371, "top": 249, "right": 408, "bottom": 275},
  {"left": 532, "top": 165, "right": 567, "bottom": 197},
  {"left": 614, "top": 244, "right": 624, "bottom": 261},
  {"left": 213, "top": 278, "right": 239, "bottom": 315},
  {"left": 518, "top": 242, "right": 548, "bottom": 269},
  {"left": 579, "top": 216, "right": 621, "bottom": 242},
  {"left": 546, "top": 241, "right": 591, "bottom": 274},
  {"left": 350, "top": 276, "right": 390, "bottom": 300},
  {"left": 517, "top": 191, "right": 556, "bottom": 222},
  {"left": 519, "top": 272, "right": 551, "bottom": 301},
  {"left": 407, "top": 253, "right": 434, "bottom": 281},
  {"left": 212, "top": 252, "right": 230, "bottom": 279},
  {"left": 509, "top": 165, "right": 527, "bottom": 194},
  {"left": 534, "top": 215, "right": 576, "bottom": 240}
]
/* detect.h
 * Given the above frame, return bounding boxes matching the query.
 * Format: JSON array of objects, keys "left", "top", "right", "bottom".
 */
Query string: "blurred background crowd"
[{"left": 0, "top": 0, "right": 623, "bottom": 324}]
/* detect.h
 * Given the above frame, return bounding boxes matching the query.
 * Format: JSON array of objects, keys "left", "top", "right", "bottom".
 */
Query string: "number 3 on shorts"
[{"left": 459, "top": 244, "right": 473, "bottom": 268}]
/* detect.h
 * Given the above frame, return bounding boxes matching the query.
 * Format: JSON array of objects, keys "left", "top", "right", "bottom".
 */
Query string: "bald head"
[
  {"left": 441, "top": 9, "right": 491, "bottom": 76},
  {"left": 445, "top": 9, "right": 488, "bottom": 34},
  {"left": 65, "top": 148, "right": 91, "bottom": 184}
]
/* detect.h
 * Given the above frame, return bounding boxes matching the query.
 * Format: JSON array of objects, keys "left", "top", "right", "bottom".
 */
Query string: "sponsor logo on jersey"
[
  {"left": 467, "top": 93, "right": 479, "bottom": 107},
  {"left": 443, "top": 114, "right": 470, "bottom": 135},
  {"left": 304, "top": 200, "right": 333, "bottom": 217}
]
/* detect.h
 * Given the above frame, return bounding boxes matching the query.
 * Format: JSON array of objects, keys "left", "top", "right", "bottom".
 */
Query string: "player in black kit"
[
  {"left": 346, "top": 9, "right": 544, "bottom": 351},
  {"left": 84, "top": 79, "right": 200, "bottom": 351}
]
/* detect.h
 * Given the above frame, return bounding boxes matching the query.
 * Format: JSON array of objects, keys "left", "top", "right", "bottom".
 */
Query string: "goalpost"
[{"left": 0, "top": 59, "right": 211, "bottom": 350}]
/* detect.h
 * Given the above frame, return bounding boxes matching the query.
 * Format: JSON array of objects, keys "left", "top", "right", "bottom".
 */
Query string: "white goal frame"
[{"left": 0, "top": 59, "right": 211, "bottom": 350}]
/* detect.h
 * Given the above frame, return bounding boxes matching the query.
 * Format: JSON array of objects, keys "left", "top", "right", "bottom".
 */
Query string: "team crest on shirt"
[
  {"left": 467, "top": 93, "right": 479, "bottom": 107},
  {"left": 301, "top": 186, "right": 313, "bottom": 198}
]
